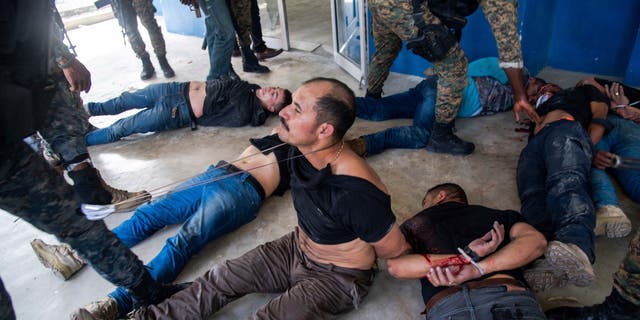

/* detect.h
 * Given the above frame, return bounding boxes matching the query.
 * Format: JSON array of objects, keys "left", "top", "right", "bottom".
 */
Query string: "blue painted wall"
[
  {"left": 159, "top": 0, "right": 640, "bottom": 86},
  {"left": 374, "top": 0, "right": 640, "bottom": 86}
]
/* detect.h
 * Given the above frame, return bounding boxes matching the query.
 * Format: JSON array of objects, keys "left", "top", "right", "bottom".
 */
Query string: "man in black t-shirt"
[
  {"left": 517, "top": 83, "right": 610, "bottom": 292},
  {"left": 130, "top": 77, "right": 411, "bottom": 319},
  {"left": 387, "top": 183, "right": 547, "bottom": 319}
]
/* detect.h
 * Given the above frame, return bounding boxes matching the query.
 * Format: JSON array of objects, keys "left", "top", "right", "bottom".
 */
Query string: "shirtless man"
[
  {"left": 129, "top": 77, "right": 411, "bottom": 319},
  {"left": 517, "top": 82, "right": 610, "bottom": 291},
  {"left": 54, "top": 132, "right": 293, "bottom": 319},
  {"left": 85, "top": 79, "right": 291, "bottom": 145}
]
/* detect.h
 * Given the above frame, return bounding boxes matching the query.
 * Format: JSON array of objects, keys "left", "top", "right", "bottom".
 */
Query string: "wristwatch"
[{"left": 462, "top": 245, "right": 481, "bottom": 262}]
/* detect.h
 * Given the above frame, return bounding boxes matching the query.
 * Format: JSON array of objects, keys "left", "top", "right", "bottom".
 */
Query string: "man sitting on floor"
[
  {"left": 34, "top": 132, "right": 294, "bottom": 319},
  {"left": 127, "top": 77, "right": 410, "bottom": 319},
  {"left": 387, "top": 183, "right": 547, "bottom": 319},
  {"left": 85, "top": 79, "right": 291, "bottom": 145}
]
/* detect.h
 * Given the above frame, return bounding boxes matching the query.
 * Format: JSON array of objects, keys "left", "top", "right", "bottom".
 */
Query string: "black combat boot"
[
  {"left": 139, "top": 53, "right": 155, "bottom": 80},
  {"left": 67, "top": 165, "right": 112, "bottom": 205},
  {"left": 426, "top": 121, "right": 475, "bottom": 155},
  {"left": 545, "top": 289, "right": 640, "bottom": 320},
  {"left": 240, "top": 45, "right": 269, "bottom": 73},
  {"left": 157, "top": 55, "right": 175, "bottom": 78},
  {"left": 365, "top": 89, "right": 382, "bottom": 99},
  {"left": 128, "top": 271, "right": 192, "bottom": 309}
]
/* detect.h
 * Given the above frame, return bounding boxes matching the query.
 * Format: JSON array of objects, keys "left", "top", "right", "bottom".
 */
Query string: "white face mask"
[{"left": 535, "top": 93, "right": 552, "bottom": 109}]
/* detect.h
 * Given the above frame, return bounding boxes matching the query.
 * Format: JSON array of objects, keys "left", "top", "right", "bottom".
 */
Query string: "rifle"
[{"left": 94, "top": 0, "right": 129, "bottom": 46}]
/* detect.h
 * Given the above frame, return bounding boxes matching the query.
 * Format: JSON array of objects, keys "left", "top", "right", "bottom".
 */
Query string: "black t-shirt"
[
  {"left": 249, "top": 134, "right": 291, "bottom": 196},
  {"left": 400, "top": 202, "right": 526, "bottom": 304},
  {"left": 536, "top": 84, "right": 609, "bottom": 129},
  {"left": 288, "top": 147, "right": 396, "bottom": 245},
  {"left": 201, "top": 79, "right": 267, "bottom": 127}
]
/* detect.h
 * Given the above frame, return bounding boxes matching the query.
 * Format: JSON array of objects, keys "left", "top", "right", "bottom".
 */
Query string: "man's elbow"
[
  {"left": 532, "top": 233, "right": 547, "bottom": 258},
  {"left": 386, "top": 259, "right": 403, "bottom": 278}
]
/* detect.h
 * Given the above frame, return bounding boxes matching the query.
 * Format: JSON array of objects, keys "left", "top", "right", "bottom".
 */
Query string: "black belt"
[{"left": 215, "top": 160, "right": 266, "bottom": 201}]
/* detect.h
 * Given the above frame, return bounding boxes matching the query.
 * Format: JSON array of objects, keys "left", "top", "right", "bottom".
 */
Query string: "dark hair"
[
  {"left": 423, "top": 183, "right": 468, "bottom": 205},
  {"left": 273, "top": 89, "right": 292, "bottom": 113},
  {"left": 301, "top": 77, "right": 356, "bottom": 140}
]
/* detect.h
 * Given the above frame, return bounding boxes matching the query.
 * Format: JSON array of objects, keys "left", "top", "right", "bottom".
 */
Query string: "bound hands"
[
  {"left": 426, "top": 222, "right": 505, "bottom": 287},
  {"left": 606, "top": 82, "right": 640, "bottom": 123},
  {"left": 62, "top": 58, "right": 91, "bottom": 93},
  {"left": 593, "top": 150, "right": 615, "bottom": 169}
]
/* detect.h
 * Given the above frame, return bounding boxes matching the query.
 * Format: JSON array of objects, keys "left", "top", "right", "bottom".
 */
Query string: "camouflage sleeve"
[{"left": 480, "top": 0, "right": 523, "bottom": 69}]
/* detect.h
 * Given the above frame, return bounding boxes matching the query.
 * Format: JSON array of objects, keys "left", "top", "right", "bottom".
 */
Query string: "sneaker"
[
  {"left": 31, "top": 239, "right": 85, "bottom": 281},
  {"left": 70, "top": 297, "right": 119, "bottom": 320},
  {"left": 546, "top": 240, "right": 596, "bottom": 287},
  {"left": 524, "top": 258, "right": 568, "bottom": 292},
  {"left": 594, "top": 205, "right": 632, "bottom": 238}
]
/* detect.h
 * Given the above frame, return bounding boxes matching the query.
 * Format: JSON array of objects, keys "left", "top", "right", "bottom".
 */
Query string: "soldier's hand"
[
  {"left": 62, "top": 59, "right": 92, "bottom": 93},
  {"left": 513, "top": 98, "right": 540, "bottom": 124}
]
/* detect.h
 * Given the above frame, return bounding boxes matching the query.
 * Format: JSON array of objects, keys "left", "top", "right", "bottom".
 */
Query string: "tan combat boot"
[
  {"left": 70, "top": 297, "right": 119, "bottom": 320},
  {"left": 30, "top": 239, "right": 85, "bottom": 280},
  {"left": 95, "top": 169, "right": 151, "bottom": 212}
]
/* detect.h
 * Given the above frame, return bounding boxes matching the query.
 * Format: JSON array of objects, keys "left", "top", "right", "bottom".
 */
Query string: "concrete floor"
[{"left": 0, "top": 2, "right": 638, "bottom": 319}]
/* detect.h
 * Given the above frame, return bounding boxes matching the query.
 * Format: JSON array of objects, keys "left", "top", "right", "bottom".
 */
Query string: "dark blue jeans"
[
  {"left": 85, "top": 82, "right": 191, "bottom": 146},
  {"left": 517, "top": 120, "right": 596, "bottom": 262},
  {"left": 198, "top": 0, "right": 235, "bottom": 80},
  {"left": 591, "top": 115, "right": 640, "bottom": 207},
  {"left": 356, "top": 76, "right": 437, "bottom": 156},
  {"left": 107, "top": 164, "right": 263, "bottom": 316},
  {"left": 427, "top": 285, "right": 545, "bottom": 319}
]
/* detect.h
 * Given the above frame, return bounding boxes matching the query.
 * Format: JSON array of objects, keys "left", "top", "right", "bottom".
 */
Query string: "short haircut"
[
  {"left": 273, "top": 89, "right": 292, "bottom": 113},
  {"left": 302, "top": 77, "right": 355, "bottom": 141},
  {"left": 423, "top": 183, "right": 469, "bottom": 205}
]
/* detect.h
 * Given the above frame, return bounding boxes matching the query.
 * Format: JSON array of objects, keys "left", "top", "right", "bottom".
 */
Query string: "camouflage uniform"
[
  {"left": 614, "top": 228, "right": 640, "bottom": 306},
  {"left": 229, "top": 0, "right": 253, "bottom": 47},
  {"left": 0, "top": 1, "right": 153, "bottom": 317},
  {"left": 112, "top": 0, "right": 167, "bottom": 59},
  {"left": 368, "top": 0, "right": 522, "bottom": 123}
]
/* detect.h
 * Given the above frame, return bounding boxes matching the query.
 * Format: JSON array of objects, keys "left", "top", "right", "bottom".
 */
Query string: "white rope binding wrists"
[{"left": 457, "top": 247, "right": 486, "bottom": 276}]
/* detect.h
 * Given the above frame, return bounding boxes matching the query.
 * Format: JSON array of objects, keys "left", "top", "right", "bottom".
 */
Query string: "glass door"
[
  {"left": 256, "top": 0, "right": 290, "bottom": 50},
  {"left": 331, "top": 0, "right": 368, "bottom": 86}
]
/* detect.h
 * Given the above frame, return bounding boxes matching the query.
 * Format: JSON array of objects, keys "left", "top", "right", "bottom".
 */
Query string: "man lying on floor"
[
  {"left": 84, "top": 78, "right": 291, "bottom": 145},
  {"left": 387, "top": 183, "right": 547, "bottom": 319}
]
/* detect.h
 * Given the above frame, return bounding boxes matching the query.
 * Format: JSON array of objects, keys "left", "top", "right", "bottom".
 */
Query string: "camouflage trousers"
[
  {"left": 38, "top": 81, "right": 94, "bottom": 165},
  {"left": 112, "top": 0, "right": 166, "bottom": 59},
  {"left": 614, "top": 228, "right": 640, "bottom": 306},
  {"left": 0, "top": 84, "right": 149, "bottom": 317},
  {"left": 368, "top": 0, "right": 467, "bottom": 123},
  {"left": 229, "top": 0, "right": 253, "bottom": 46}
]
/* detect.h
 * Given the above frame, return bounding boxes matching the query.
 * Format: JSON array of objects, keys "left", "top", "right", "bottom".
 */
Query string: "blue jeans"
[
  {"left": 517, "top": 120, "right": 596, "bottom": 262},
  {"left": 108, "top": 165, "right": 263, "bottom": 315},
  {"left": 591, "top": 115, "right": 640, "bottom": 207},
  {"left": 85, "top": 82, "right": 191, "bottom": 146},
  {"left": 198, "top": 0, "right": 235, "bottom": 80},
  {"left": 356, "top": 76, "right": 437, "bottom": 156},
  {"left": 427, "top": 285, "right": 544, "bottom": 319}
]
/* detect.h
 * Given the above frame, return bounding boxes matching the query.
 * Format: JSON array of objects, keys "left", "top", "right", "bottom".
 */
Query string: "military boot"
[
  {"left": 345, "top": 137, "right": 368, "bottom": 157},
  {"left": 156, "top": 55, "right": 175, "bottom": 78},
  {"left": 95, "top": 169, "right": 151, "bottom": 212},
  {"left": 240, "top": 45, "right": 269, "bottom": 73},
  {"left": 30, "top": 239, "right": 85, "bottom": 280},
  {"left": 546, "top": 289, "right": 640, "bottom": 320},
  {"left": 426, "top": 122, "right": 475, "bottom": 155},
  {"left": 594, "top": 205, "right": 632, "bottom": 238},
  {"left": 70, "top": 297, "right": 119, "bottom": 320},
  {"left": 139, "top": 53, "right": 155, "bottom": 80}
]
